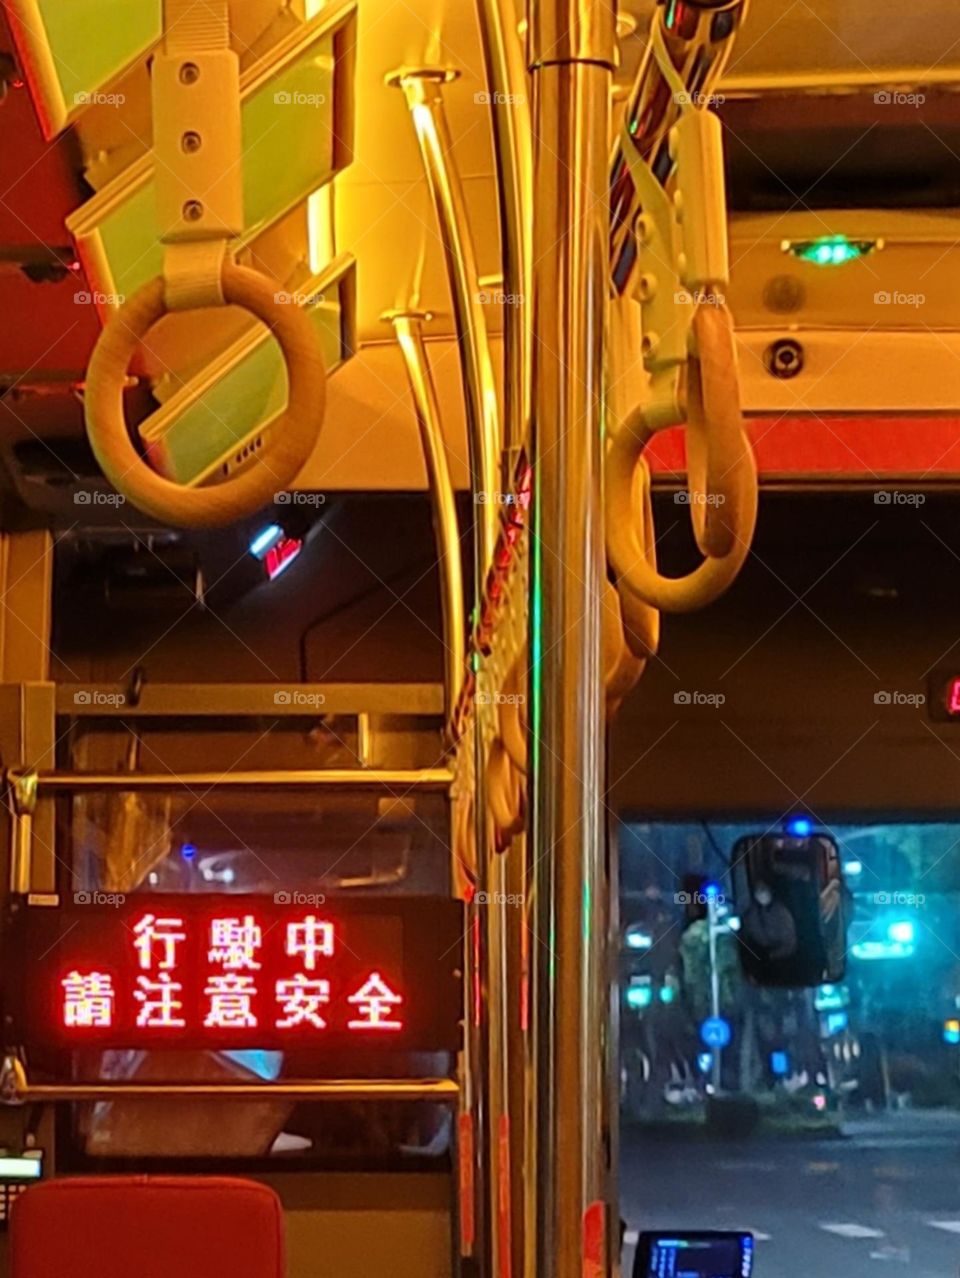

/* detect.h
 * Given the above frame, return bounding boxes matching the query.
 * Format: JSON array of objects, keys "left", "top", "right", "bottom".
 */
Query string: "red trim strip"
[{"left": 645, "top": 415, "right": 960, "bottom": 480}]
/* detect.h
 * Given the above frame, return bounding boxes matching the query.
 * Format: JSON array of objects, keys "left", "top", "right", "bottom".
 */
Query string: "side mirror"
[{"left": 732, "top": 832, "right": 848, "bottom": 986}]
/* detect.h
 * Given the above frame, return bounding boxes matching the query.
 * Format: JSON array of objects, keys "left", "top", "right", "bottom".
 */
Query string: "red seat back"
[{"left": 11, "top": 1176, "right": 284, "bottom": 1278}]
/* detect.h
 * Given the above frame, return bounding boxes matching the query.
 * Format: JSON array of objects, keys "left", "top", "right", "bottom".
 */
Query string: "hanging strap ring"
[
  {"left": 487, "top": 740, "right": 525, "bottom": 844},
  {"left": 83, "top": 0, "right": 326, "bottom": 529},
  {"left": 614, "top": 455, "right": 660, "bottom": 660},
  {"left": 606, "top": 305, "right": 757, "bottom": 614},
  {"left": 498, "top": 659, "right": 528, "bottom": 775},
  {"left": 602, "top": 579, "right": 647, "bottom": 719},
  {"left": 685, "top": 302, "right": 751, "bottom": 559},
  {"left": 84, "top": 262, "right": 326, "bottom": 528}
]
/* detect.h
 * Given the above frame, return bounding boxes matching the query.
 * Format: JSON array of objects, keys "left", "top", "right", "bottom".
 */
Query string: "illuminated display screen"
[
  {"left": 635, "top": 1232, "right": 753, "bottom": 1278},
  {"left": 3, "top": 895, "right": 463, "bottom": 1053},
  {"left": 928, "top": 672, "right": 960, "bottom": 721}
]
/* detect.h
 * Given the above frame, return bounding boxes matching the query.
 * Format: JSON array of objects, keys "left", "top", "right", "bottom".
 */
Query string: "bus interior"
[{"left": 0, "top": 1, "right": 957, "bottom": 1277}]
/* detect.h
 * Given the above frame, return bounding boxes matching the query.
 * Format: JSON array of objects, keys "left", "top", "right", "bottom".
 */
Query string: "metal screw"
[
  {"left": 182, "top": 200, "right": 204, "bottom": 223},
  {"left": 179, "top": 62, "right": 200, "bottom": 85},
  {"left": 181, "top": 130, "right": 202, "bottom": 153}
]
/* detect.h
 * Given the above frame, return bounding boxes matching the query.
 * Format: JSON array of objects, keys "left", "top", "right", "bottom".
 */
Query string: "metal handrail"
[
  {"left": 384, "top": 310, "right": 466, "bottom": 724},
  {"left": 10, "top": 1081, "right": 459, "bottom": 1103},
  {"left": 11, "top": 768, "right": 453, "bottom": 795}
]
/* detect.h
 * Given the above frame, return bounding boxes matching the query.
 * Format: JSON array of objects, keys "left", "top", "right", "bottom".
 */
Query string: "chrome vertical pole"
[
  {"left": 527, "top": 0, "right": 616, "bottom": 1274},
  {"left": 384, "top": 309, "right": 466, "bottom": 722}
]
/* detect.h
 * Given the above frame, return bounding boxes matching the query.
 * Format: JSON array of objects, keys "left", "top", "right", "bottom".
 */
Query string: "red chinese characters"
[
  {"left": 276, "top": 974, "right": 330, "bottom": 1028},
  {"left": 59, "top": 909, "right": 405, "bottom": 1039},
  {"left": 133, "top": 914, "right": 187, "bottom": 1027},
  {"left": 347, "top": 972, "right": 403, "bottom": 1031},
  {"left": 62, "top": 971, "right": 115, "bottom": 1027},
  {"left": 136, "top": 972, "right": 187, "bottom": 1028},
  {"left": 209, "top": 915, "right": 262, "bottom": 971}
]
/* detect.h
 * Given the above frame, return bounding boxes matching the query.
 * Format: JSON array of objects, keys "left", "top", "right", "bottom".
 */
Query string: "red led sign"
[
  {"left": 4, "top": 895, "right": 463, "bottom": 1053},
  {"left": 927, "top": 672, "right": 960, "bottom": 722}
]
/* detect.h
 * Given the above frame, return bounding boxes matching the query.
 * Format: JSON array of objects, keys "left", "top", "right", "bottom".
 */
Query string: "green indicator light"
[{"left": 782, "top": 235, "right": 882, "bottom": 266}]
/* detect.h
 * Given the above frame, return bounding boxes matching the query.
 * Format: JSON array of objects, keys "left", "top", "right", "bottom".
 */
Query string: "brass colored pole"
[
  {"left": 21, "top": 768, "right": 453, "bottom": 791},
  {"left": 9, "top": 1081, "right": 459, "bottom": 1103},
  {"left": 388, "top": 68, "right": 501, "bottom": 575},
  {"left": 387, "top": 68, "right": 505, "bottom": 1273},
  {"left": 527, "top": 1, "right": 616, "bottom": 1276},
  {"left": 385, "top": 310, "right": 466, "bottom": 721},
  {"left": 474, "top": 0, "right": 533, "bottom": 467}
]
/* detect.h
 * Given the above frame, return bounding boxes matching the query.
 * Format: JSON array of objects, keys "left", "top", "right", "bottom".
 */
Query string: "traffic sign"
[{"left": 700, "top": 1016, "right": 732, "bottom": 1050}]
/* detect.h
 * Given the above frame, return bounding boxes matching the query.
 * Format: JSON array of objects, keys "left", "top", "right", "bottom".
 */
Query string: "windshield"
[{"left": 620, "top": 818, "right": 960, "bottom": 1278}]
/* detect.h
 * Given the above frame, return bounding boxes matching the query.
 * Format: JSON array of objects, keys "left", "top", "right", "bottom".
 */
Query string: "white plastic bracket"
[
  {"left": 618, "top": 16, "right": 733, "bottom": 425},
  {"left": 151, "top": 0, "right": 243, "bottom": 310},
  {"left": 151, "top": 48, "right": 244, "bottom": 245}
]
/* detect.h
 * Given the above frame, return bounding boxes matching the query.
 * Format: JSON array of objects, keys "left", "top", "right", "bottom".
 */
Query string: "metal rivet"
[
  {"left": 183, "top": 200, "right": 204, "bottom": 222},
  {"left": 179, "top": 62, "right": 200, "bottom": 85},
  {"left": 181, "top": 130, "right": 202, "bottom": 153}
]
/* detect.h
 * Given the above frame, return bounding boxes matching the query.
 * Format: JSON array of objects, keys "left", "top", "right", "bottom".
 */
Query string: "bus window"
[{"left": 621, "top": 820, "right": 960, "bottom": 1276}]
